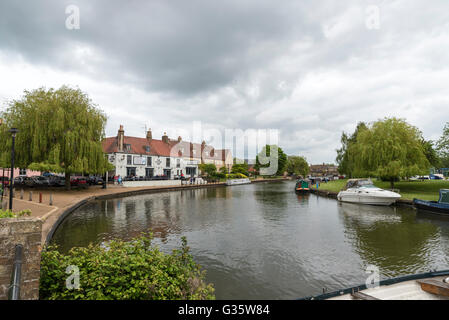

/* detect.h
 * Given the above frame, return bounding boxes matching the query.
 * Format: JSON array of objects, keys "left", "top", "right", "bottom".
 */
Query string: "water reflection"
[
  {"left": 51, "top": 181, "right": 449, "bottom": 299},
  {"left": 338, "top": 203, "right": 443, "bottom": 277}
]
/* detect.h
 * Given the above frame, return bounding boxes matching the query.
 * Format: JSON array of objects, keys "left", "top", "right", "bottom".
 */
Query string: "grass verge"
[{"left": 313, "top": 179, "right": 449, "bottom": 201}]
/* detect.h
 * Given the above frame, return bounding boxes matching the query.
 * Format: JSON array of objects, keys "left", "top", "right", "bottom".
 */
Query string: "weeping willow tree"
[
  {"left": 351, "top": 117, "right": 430, "bottom": 188},
  {"left": 0, "top": 86, "right": 113, "bottom": 189}
]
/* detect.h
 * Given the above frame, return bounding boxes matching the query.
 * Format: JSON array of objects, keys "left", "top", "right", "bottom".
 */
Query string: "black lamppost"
[{"left": 9, "top": 128, "right": 18, "bottom": 210}]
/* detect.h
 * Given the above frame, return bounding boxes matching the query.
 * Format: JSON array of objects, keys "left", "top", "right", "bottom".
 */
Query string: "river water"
[{"left": 51, "top": 181, "right": 449, "bottom": 299}]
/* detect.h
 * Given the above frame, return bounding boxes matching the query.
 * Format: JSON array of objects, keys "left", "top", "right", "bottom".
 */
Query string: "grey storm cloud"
[
  {"left": 0, "top": 0, "right": 323, "bottom": 95},
  {"left": 1, "top": 0, "right": 449, "bottom": 162}
]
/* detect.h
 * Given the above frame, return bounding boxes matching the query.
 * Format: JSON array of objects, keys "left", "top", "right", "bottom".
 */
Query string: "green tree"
[
  {"left": 198, "top": 163, "right": 217, "bottom": 176},
  {"left": 286, "top": 156, "right": 309, "bottom": 177},
  {"left": 436, "top": 122, "right": 449, "bottom": 168},
  {"left": 336, "top": 122, "right": 368, "bottom": 177},
  {"left": 351, "top": 117, "right": 430, "bottom": 188},
  {"left": 231, "top": 163, "right": 249, "bottom": 176},
  {"left": 255, "top": 145, "right": 287, "bottom": 176},
  {"left": 0, "top": 86, "right": 113, "bottom": 189},
  {"left": 219, "top": 166, "right": 228, "bottom": 174},
  {"left": 421, "top": 139, "right": 440, "bottom": 168}
]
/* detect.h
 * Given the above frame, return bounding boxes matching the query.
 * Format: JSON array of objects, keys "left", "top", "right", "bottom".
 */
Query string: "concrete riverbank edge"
[
  {"left": 44, "top": 178, "right": 290, "bottom": 246},
  {"left": 310, "top": 188, "right": 415, "bottom": 207}
]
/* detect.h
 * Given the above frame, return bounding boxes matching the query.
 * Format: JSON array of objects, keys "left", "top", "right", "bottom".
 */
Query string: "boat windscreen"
[
  {"left": 439, "top": 189, "right": 449, "bottom": 204},
  {"left": 345, "top": 179, "right": 373, "bottom": 189}
]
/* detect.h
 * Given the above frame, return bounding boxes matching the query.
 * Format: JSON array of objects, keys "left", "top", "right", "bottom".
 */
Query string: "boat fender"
[{"left": 444, "top": 277, "right": 449, "bottom": 283}]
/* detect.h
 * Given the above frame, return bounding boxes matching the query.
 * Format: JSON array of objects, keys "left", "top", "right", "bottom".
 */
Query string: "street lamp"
[{"left": 9, "top": 128, "right": 18, "bottom": 210}]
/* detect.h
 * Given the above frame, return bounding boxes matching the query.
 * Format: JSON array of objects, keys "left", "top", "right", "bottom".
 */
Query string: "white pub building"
[{"left": 102, "top": 125, "right": 232, "bottom": 186}]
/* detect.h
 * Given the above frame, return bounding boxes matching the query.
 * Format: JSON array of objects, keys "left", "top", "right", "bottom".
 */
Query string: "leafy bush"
[
  {"left": 226, "top": 173, "right": 248, "bottom": 179},
  {"left": 40, "top": 233, "right": 215, "bottom": 300},
  {"left": 211, "top": 172, "right": 226, "bottom": 179},
  {"left": 0, "top": 209, "right": 32, "bottom": 219}
]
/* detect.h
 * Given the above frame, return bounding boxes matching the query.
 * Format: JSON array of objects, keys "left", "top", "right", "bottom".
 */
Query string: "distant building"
[
  {"left": 102, "top": 125, "right": 233, "bottom": 179},
  {"left": 309, "top": 163, "right": 339, "bottom": 177}
]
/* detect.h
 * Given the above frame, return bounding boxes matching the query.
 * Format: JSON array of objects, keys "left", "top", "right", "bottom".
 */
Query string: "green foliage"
[
  {"left": 335, "top": 122, "right": 368, "bottom": 177},
  {"left": 219, "top": 166, "right": 228, "bottom": 174},
  {"left": 421, "top": 139, "right": 440, "bottom": 168},
  {"left": 0, "top": 209, "right": 32, "bottom": 219},
  {"left": 339, "top": 118, "right": 430, "bottom": 188},
  {"left": 226, "top": 173, "right": 248, "bottom": 179},
  {"left": 437, "top": 122, "right": 449, "bottom": 168},
  {"left": 286, "top": 156, "right": 309, "bottom": 177},
  {"left": 39, "top": 233, "right": 215, "bottom": 300},
  {"left": 0, "top": 86, "right": 110, "bottom": 176},
  {"left": 198, "top": 163, "right": 217, "bottom": 176},
  {"left": 255, "top": 145, "right": 287, "bottom": 176},
  {"left": 210, "top": 172, "right": 226, "bottom": 179},
  {"left": 231, "top": 163, "right": 249, "bottom": 176}
]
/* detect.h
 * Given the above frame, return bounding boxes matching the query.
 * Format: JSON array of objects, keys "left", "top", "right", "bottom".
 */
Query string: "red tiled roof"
[{"left": 102, "top": 135, "right": 230, "bottom": 160}]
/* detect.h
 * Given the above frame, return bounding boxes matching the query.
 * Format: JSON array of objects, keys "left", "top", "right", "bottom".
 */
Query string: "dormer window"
[
  {"left": 124, "top": 144, "right": 131, "bottom": 151},
  {"left": 145, "top": 146, "right": 150, "bottom": 152}
]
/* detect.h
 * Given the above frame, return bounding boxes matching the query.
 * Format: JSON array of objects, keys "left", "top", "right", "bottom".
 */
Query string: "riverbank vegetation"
[
  {"left": 0, "top": 208, "right": 31, "bottom": 218},
  {"left": 40, "top": 233, "right": 215, "bottom": 300},
  {"left": 286, "top": 155, "right": 309, "bottom": 177},
  {"left": 0, "top": 86, "right": 114, "bottom": 190},
  {"left": 314, "top": 179, "right": 449, "bottom": 201},
  {"left": 336, "top": 118, "right": 434, "bottom": 188}
]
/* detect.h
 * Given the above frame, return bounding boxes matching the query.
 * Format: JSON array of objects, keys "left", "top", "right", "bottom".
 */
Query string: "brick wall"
[{"left": 0, "top": 218, "right": 42, "bottom": 300}]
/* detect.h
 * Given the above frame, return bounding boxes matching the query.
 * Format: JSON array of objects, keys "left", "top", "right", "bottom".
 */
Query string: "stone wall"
[{"left": 0, "top": 218, "right": 42, "bottom": 300}]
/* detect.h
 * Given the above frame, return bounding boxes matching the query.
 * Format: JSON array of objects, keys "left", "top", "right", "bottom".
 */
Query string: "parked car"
[
  {"left": 48, "top": 175, "right": 66, "bottom": 187},
  {"left": 87, "top": 176, "right": 104, "bottom": 185},
  {"left": 70, "top": 176, "right": 88, "bottom": 187},
  {"left": 27, "top": 176, "right": 50, "bottom": 188},
  {"left": 13, "top": 176, "right": 27, "bottom": 187},
  {"left": 0, "top": 176, "right": 10, "bottom": 187}
]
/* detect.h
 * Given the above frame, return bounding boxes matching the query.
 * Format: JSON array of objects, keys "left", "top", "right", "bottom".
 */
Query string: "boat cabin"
[
  {"left": 438, "top": 189, "right": 449, "bottom": 204},
  {"left": 343, "top": 179, "right": 374, "bottom": 190}
]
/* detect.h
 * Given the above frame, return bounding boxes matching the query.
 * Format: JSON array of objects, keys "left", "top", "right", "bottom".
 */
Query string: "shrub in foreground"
[
  {"left": 40, "top": 234, "right": 215, "bottom": 300},
  {"left": 0, "top": 209, "right": 31, "bottom": 219}
]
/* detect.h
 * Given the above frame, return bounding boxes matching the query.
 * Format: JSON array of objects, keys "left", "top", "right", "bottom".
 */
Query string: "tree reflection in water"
[{"left": 338, "top": 202, "right": 446, "bottom": 277}]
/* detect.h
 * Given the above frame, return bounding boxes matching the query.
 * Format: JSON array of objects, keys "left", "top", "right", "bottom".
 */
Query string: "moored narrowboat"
[
  {"left": 413, "top": 189, "right": 449, "bottom": 215},
  {"left": 295, "top": 179, "right": 310, "bottom": 193}
]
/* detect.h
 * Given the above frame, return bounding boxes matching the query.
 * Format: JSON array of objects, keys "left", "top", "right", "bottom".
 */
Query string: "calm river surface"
[{"left": 51, "top": 181, "right": 449, "bottom": 299}]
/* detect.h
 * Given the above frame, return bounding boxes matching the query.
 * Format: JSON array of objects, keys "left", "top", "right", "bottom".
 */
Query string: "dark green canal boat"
[{"left": 295, "top": 179, "right": 310, "bottom": 193}]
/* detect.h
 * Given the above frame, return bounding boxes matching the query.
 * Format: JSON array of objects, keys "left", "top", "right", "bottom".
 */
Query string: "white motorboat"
[
  {"left": 337, "top": 179, "right": 401, "bottom": 206},
  {"left": 226, "top": 178, "right": 251, "bottom": 186}
]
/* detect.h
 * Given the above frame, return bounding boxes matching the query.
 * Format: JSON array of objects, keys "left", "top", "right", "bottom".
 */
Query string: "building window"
[
  {"left": 126, "top": 167, "right": 136, "bottom": 176},
  {"left": 145, "top": 168, "right": 154, "bottom": 177},
  {"left": 147, "top": 157, "right": 152, "bottom": 166},
  {"left": 176, "top": 159, "right": 180, "bottom": 168},
  {"left": 19, "top": 168, "right": 27, "bottom": 176},
  {"left": 186, "top": 167, "right": 196, "bottom": 176},
  {"left": 166, "top": 158, "right": 170, "bottom": 167},
  {"left": 127, "top": 155, "right": 132, "bottom": 165}
]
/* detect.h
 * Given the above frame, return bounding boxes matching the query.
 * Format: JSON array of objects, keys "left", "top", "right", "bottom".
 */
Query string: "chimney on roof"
[
  {"left": 117, "top": 125, "right": 124, "bottom": 152},
  {"left": 162, "top": 132, "right": 169, "bottom": 144},
  {"left": 177, "top": 136, "right": 182, "bottom": 142},
  {"left": 146, "top": 128, "right": 152, "bottom": 141}
]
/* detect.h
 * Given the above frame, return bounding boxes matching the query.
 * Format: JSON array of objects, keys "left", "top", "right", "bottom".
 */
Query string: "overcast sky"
[{"left": 1, "top": 0, "right": 448, "bottom": 163}]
